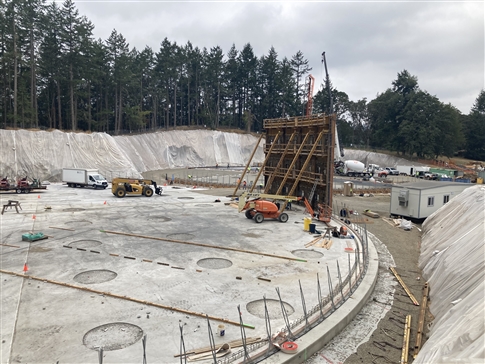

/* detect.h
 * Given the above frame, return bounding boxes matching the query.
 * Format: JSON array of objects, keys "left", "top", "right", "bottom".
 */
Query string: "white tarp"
[
  {"left": 415, "top": 185, "right": 485, "bottom": 363},
  {"left": 343, "top": 149, "right": 427, "bottom": 168},
  {"left": 0, "top": 129, "right": 264, "bottom": 182}
]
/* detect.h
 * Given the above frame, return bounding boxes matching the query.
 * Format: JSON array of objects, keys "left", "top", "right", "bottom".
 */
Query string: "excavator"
[
  {"left": 111, "top": 177, "right": 161, "bottom": 198},
  {"left": 238, "top": 192, "right": 331, "bottom": 224}
]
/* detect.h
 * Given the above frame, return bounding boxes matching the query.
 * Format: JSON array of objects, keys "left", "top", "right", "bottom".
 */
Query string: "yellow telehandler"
[{"left": 111, "top": 178, "right": 161, "bottom": 198}]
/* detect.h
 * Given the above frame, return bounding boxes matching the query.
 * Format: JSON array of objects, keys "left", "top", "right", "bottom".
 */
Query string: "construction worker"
[
  {"left": 243, "top": 180, "right": 247, "bottom": 190},
  {"left": 339, "top": 226, "right": 348, "bottom": 237},
  {"left": 286, "top": 199, "right": 292, "bottom": 210}
]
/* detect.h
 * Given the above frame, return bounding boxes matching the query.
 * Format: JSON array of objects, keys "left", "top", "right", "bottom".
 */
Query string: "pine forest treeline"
[{"left": 1, "top": 0, "right": 484, "bottom": 161}]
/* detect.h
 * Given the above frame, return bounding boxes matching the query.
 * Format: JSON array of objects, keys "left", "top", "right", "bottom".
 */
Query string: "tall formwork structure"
[{"left": 261, "top": 114, "right": 335, "bottom": 213}]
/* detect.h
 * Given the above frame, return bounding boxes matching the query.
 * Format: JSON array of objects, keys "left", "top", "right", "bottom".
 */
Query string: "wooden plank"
[
  {"left": 390, "top": 267, "right": 419, "bottom": 306},
  {"left": 49, "top": 226, "right": 75, "bottom": 231},
  {"left": 174, "top": 337, "right": 263, "bottom": 357},
  {"left": 0, "top": 268, "right": 255, "bottom": 329},
  {"left": 0, "top": 243, "right": 20, "bottom": 248},
  {"left": 401, "top": 315, "right": 412, "bottom": 364},
  {"left": 413, "top": 282, "right": 429, "bottom": 358},
  {"left": 101, "top": 229, "right": 306, "bottom": 263}
]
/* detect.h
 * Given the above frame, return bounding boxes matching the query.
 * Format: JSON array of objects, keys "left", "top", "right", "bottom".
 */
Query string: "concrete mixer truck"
[{"left": 334, "top": 160, "right": 371, "bottom": 178}]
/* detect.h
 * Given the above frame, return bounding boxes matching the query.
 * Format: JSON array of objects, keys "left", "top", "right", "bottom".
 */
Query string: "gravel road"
[{"left": 330, "top": 194, "right": 426, "bottom": 364}]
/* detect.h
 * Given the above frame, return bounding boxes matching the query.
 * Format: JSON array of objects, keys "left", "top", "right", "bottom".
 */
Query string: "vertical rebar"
[
  {"left": 327, "top": 266, "right": 335, "bottom": 310},
  {"left": 317, "top": 273, "right": 324, "bottom": 319},
  {"left": 179, "top": 324, "right": 187, "bottom": 364},
  {"left": 348, "top": 253, "right": 352, "bottom": 294},
  {"left": 337, "top": 261, "right": 344, "bottom": 300},
  {"left": 238, "top": 305, "right": 251, "bottom": 362},
  {"left": 205, "top": 315, "right": 217, "bottom": 364},
  {"left": 298, "top": 280, "right": 309, "bottom": 330},
  {"left": 275, "top": 287, "right": 294, "bottom": 339},
  {"left": 142, "top": 334, "right": 147, "bottom": 364},
  {"left": 263, "top": 296, "right": 272, "bottom": 353}
]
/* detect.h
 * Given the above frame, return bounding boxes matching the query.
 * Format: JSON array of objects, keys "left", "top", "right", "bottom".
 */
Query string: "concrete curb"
[{"left": 261, "top": 235, "right": 379, "bottom": 364}]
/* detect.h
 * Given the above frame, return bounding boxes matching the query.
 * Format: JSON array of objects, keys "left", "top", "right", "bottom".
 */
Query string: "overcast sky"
[{"left": 73, "top": 0, "right": 484, "bottom": 114}]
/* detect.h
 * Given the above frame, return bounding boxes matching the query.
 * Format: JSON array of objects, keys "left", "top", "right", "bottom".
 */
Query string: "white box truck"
[
  {"left": 62, "top": 168, "right": 108, "bottom": 189},
  {"left": 396, "top": 165, "right": 429, "bottom": 176}
]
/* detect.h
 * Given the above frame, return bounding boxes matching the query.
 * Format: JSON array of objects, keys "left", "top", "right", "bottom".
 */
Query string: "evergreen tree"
[
  {"left": 290, "top": 50, "right": 311, "bottom": 115},
  {"left": 464, "top": 90, "right": 485, "bottom": 160}
]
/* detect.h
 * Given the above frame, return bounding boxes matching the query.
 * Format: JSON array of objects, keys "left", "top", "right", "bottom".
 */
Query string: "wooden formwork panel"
[{"left": 262, "top": 114, "right": 333, "bottom": 208}]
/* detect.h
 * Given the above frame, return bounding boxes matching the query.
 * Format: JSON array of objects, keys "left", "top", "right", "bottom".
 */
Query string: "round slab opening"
[
  {"left": 83, "top": 322, "right": 143, "bottom": 351},
  {"left": 74, "top": 270, "right": 117, "bottom": 284},
  {"left": 246, "top": 299, "right": 295, "bottom": 319},
  {"left": 292, "top": 249, "right": 324, "bottom": 259},
  {"left": 68, "top": 240, "right": 102, "bottom": 249},
  {"left": 197, "top": 258, "right": 233, "bottom": 269}
]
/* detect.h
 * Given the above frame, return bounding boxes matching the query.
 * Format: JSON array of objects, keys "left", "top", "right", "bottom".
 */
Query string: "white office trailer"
[{"left": 390, "top": 181, "right": 471, "bottom": 220}]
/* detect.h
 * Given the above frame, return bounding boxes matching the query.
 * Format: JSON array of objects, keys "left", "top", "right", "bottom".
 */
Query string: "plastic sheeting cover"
[
  {"left": 0, "top": 129, "right": 264, "bottom": 182},
  {"left": 415, "top": 185, "right": 485, "bottom": 364},
  {"left": 343, "top": 149, "right": 427, "bottom": 168}
]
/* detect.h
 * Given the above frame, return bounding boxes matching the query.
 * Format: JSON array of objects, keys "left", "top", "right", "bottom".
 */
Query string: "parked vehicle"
[
  {"left": 335, "top": 160, "right": 371, "bottom": 178},
  {"left": 424, "top": 172, "right": 439, "bottom": 180},
  {"left": 396, "top": 165, "right": 429, "bottom": 176},
  {"left": 111, "top": 177, "right": 161, "bottom": 198},
  {"left": 385, "top": 167, "right": 399, "bottom": 175},
  {"left": 62, "top": 168, "right": 108, "bottom": 189},
  {"left": 0, "top": 176, "right": 47, "bottom": 194}
]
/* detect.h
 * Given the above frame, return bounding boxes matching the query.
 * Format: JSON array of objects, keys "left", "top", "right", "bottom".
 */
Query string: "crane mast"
[
  {"left": 304, "top": 74, "right": 315, "bottom": 116},
  {"left": 321, "top": 52, "right": 344, "bottom": 159}
]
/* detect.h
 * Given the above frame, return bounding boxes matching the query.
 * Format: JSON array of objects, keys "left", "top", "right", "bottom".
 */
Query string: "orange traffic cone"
[
  {"left": 103, "top": 201, "right": 107, "bottom": 205},
  {"left": 23, "top": 263, "right": 28, "bottom": 272},
  {"left": 32, "top": 214, "right": 36, "bottom": 220},
  {"left": 38, "top": 195, "right": 40, "bottom": 199}
]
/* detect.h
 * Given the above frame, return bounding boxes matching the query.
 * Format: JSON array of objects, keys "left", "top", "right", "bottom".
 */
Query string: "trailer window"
[
  {"left": 427, "top": 196, "right": 434, "bottom": 207},
  {"left": 443, "top": 195, "right": 450, "bottom": 204}
]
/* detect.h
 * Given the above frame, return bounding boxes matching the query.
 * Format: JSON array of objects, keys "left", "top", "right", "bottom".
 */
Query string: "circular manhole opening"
[
  {"left": 63, "top": 208, "right": 86, "bottom": 212},
  {"left": 68, "top": 240, "right": 102, "bottom": 249},
  {"left": 291, "top": 249, "right": 324, "bottom": 259},
  {"left": 83, "top": 322, "right": 143, "bottom": 351},
  {"left": 74, "top": 270, "right": 117, "bottom": 284},
  {"left": 65, "top": 220, "right": 92, "bottom": 226},
  {"left": 197, "top": 258, "right": 233, "bottom": 269},
  {"left": 148, "top": 216, "right": 172, "bottom": 222},
  {"left": 246, "top": 299, "right": 295, "bottom": 319},
  {"left": 177, "top": 197, "right": 194, "bottom": 200},
  {"left": 166, "top": 233, "right": 195, "bottom": 240}
]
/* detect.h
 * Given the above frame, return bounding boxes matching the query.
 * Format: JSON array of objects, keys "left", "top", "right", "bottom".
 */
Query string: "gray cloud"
[{"left": 74, "top": 0, "right": 484, "bottom": 113}]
